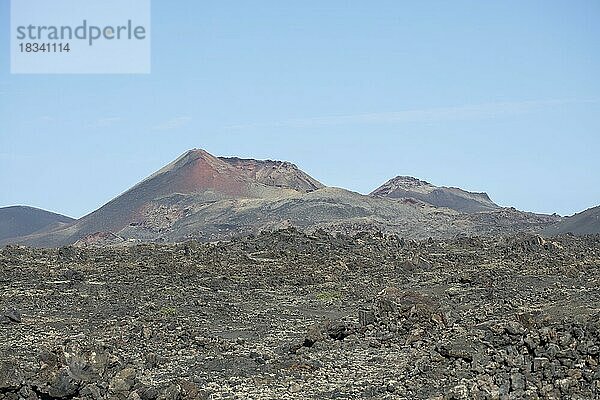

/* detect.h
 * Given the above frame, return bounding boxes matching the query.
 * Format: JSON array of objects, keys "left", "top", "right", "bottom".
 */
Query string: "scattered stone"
[
  {"left": 0, "top": 362, "right": 23, "bottom": 391},
  {"left": 137, "top": 386, "right": 159, "bottom": 400},
  {"left": 358, "top": 309, "right": 375, "bottom": 327},
  {"left": 63, "top": 269, "right": 84, "bottom": 282},
  {"left": 109, "top": 368, "right": 137, "bottom": 393},
  {"left": 0, "top": 230, "right": 598, "bottom": 399},
  {"left": 436, "top": 338, "right": 479, "bottom": 362},
  {"left": 3, "top": 309, "right": 21, "bottom": 323},
  {"left": 289, "top": 382, "right": 301, "bottom": 393}
]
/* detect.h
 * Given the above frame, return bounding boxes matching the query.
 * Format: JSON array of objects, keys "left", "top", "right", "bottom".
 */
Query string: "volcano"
[
  {"left": 4, "top": 149, "right": 324, "bottom": 246},
  {"left": 370, "top": 176, "right": 499, "bottom": 213},
  {"left": 2, "top": 149, "right": 559, "bottom": 247},
  {"left": 0, "top": 206, "right": 74, "bottom": 242},
  {"left": 542, "top": 205, "right": 600, "bottom": 236}
]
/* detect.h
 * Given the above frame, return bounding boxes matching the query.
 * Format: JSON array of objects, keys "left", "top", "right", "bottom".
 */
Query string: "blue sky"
[{"left": 1, "top": 0, "right": 599, "bottom": 218}]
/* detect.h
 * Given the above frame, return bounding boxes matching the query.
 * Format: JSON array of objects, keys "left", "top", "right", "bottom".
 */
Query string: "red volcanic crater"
[
  {"left": 24, "top": 149, "right": 325, "bottom": 245},
  {"left": 160, "top": 149, "right": 249, "bottom": 197}
]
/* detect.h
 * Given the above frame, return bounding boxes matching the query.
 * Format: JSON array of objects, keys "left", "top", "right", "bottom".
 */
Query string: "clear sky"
[{"left": 1, "top": 1, "right": 599, "bottom": 218}]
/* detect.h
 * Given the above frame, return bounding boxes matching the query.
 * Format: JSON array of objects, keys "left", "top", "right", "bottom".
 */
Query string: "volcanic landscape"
[{"left": 1, "top": 149, "right": 599, "bottom": 400}]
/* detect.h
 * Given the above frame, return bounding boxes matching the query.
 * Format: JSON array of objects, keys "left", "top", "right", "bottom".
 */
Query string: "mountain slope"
[
  {"left": 144, "top": 187, "right": 557, "bottom": 243},
  {"left": 4, "top": 149, "right": 323, "bottom": 247},
  {"left": 542, "top": 205, "right": 600, "bottom": 236},
  {"left": 370, "top": 176, "right": 499, "bottom": 213},
  {"left": 221, "top": 157, "right": 324, "bottom": 193},
  {"left": 3, "top": 149, "right": 559, "bottom": 247},
  {"left": 0, "top": 206, "right": 74, "bottom": 242}
]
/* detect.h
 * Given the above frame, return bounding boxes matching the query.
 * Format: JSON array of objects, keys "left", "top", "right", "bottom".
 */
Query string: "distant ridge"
[
  {"left": 542, "top": 205, "right": 600, "bottom": 236},
  {"left": 370, "top": 176, "right": 499, "bottom": 213},
  {"left": 1, "top": 149, "right": 560, "bottom": 247},
  {"left": 0, "top": 206, "right": 74, "bottom": 242}
]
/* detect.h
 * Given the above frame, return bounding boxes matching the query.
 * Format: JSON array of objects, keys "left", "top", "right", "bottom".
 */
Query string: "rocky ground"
[{"left": 1, "top": 229, "right": 599, "bottom": 399}]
